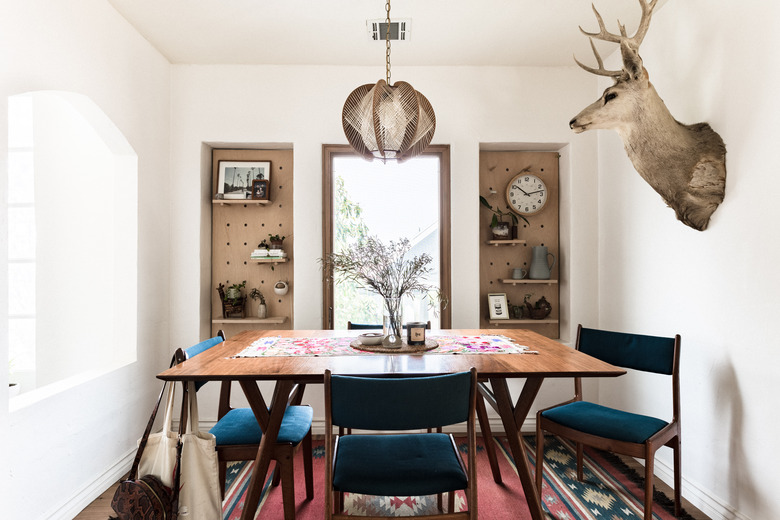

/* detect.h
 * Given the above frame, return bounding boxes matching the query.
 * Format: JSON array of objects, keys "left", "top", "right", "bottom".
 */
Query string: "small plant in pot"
[
  {"left": 480, "top": 195, "right": 528, "bottom": 240},
  {"left": 217, "top": 281, "right": 246, "bottom": 318},
  {"left": 268, "top": 234, "right": 285, "bottom": 247},
  {"left": 249, "top": 288, "right": 267, "bottom": 319}
]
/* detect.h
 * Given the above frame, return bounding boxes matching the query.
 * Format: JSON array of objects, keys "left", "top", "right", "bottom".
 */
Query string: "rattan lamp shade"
[{"left": 342, "top": 79, "right": 436, "bottom": 162}]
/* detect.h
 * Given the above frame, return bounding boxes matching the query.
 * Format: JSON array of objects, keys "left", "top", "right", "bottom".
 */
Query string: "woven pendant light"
[{"left": 342, "top": 1, "right": 436, "bottom": 162}]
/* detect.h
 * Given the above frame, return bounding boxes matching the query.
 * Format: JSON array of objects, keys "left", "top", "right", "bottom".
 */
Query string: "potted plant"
[
  {"left": 217, "top": 281, "right": 246, "bottom": 318},
  {"left": 321, "top": 236, "right": 446, "bottom": 346},
  {"left": 268, "top": 234, "right": 285, "bottom": 248},
  {"left": 480, "top": 195, "right": 529, "bottom": 240},
  {"left": 249, "top": 288, "right": 267, "bottom": 318}
]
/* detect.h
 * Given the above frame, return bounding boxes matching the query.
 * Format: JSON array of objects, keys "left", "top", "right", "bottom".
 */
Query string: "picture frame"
[
  {"left": 217, "top": 160, "right": 271, "bottom": 199},
  {"left": 252, "top": 179, "right": 269, "bottom": 201},
  {"left": 487, "top": 293, "right": 509, "bottom": 320}
]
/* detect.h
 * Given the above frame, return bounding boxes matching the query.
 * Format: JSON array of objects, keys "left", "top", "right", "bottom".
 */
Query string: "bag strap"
[
  {"left": 170, "top": 380, "right": 188, "bottom": 520},
  {"left": 128, "top": 353, "right": 179, "bottom": 480}
]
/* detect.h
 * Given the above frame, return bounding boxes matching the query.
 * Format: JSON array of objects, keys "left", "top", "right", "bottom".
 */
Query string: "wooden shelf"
[
  {"left": 486, "top": 239, "right": 526, "bottom": 246},
  {"left": 212, "top": 316, "right": 288, "bottom": 325},
  {"left": 212, "top": 199, "right": 271, "bottom": 206},
  {"left": 251, "top": 257, "right": 288, "bottom": 264},
  {"left": 501, "top": 279, "right": 558, "bottom": 285},
  {"left": 488, "top": 319, "right": 559, "bottom": 325}
]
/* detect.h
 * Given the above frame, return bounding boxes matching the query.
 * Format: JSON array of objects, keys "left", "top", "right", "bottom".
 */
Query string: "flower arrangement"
[{"left": 321, "top": 236, "right": 446, "bottom": 342}]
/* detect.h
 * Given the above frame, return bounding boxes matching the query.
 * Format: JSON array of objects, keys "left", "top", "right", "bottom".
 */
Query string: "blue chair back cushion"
[
  {"left": 209, "top": 405, "right": 313, "bottom": 446},
  {"left": 333, "top": 433, "right": 467, "bottom": 496},
  {"left": 541, "top": 401, "right": 668, "bottom": 444},
  {"left": 182, "top": 335, "right": 225, "bottom": 390},
  {"left": 330, "top": 371, "right": 472, "bottom": 430},
  {"left": 579, "top": 327, "right": 676, "bottom": 375}
]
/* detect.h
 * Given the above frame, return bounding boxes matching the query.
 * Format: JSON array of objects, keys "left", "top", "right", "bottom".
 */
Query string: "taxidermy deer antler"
[{"left": 569, "top": 0, "right": 726, "bottom": 231}]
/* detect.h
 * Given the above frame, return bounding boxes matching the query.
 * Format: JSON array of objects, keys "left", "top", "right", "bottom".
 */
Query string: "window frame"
[{"left": 321, "top": 144, "right": 452, "bottom": 330}]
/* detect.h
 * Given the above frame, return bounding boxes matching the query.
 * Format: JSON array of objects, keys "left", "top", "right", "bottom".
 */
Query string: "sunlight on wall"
[{"left": 7, "top": 91, "right": 138, "bottom": 402}]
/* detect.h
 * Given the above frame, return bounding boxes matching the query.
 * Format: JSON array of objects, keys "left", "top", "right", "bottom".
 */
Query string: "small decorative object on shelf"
[
  {"left": 524, "top": 294, "right": 552, "bottom": 320},
  {"left": 218, "top": 281, "right": 246, "bottom": 319},
  {"left": 406, "top": 322, "right": 427, "bottom": 346},
  {"left": 480, "top": 195, "right": 529, "bottom": 240},
  {"left": 273, "top": 280, "right": 289, "bottom": 296},
  {"left": 512, "top": 267, "right": 527, "bottom": 279},
  {"left": 249, "top": 288, "right": 267, "bottom": 319},
  {"left": 487, "top": 293, "right": 509, "bottom": 320},
  {"left": 529, "top": 245, "right": 556, "bottom": 280},
  {"left": 509, "top": 302, "right": 525, "bottom": 320}
]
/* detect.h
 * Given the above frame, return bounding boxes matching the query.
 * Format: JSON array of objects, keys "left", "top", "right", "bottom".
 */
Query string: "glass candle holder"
[{"left": 406, "top": 322, "right": 427, "bottom": 346}]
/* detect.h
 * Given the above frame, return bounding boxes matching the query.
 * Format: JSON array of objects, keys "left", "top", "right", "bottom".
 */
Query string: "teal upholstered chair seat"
[
  {"left": 324, "top": 369, "right": 478, "bottom": 520},
  {"left": 210, "top": 405, "right": 314, "bottom": 446},
  {"left": 333, "top": 434, "right": 468, "bottom": 497},
  {"left": 540, "top": 401, "right": 668, "bottom": 444},
  {"left": 536, "top": 325, "right": 682, "bottom": 520}
]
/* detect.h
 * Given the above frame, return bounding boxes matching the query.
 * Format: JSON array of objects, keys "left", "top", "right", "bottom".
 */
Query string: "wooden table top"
[{"left": 157, "top": 329, "right": 625, "bottom": 382}]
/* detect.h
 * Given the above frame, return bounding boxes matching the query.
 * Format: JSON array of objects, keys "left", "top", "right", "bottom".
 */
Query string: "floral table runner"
[{"left": 232, "top": 334, "right": 535, "bottom": 358}]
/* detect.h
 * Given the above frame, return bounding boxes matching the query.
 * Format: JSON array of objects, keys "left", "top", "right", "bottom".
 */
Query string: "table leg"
[
  {"left": 239, "top": 379, "right": 294, "bottom": 520},
  {"left": 489, "top": 376, "right": 545, "bottom": 520},
  {"left": 476, "top": 392, "right": 502, "bottom": 484}
]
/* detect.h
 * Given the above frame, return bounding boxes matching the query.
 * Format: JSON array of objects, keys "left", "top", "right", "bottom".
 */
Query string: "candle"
[{"left": 407, "top": 322, "right": 427, "bottom": 346}]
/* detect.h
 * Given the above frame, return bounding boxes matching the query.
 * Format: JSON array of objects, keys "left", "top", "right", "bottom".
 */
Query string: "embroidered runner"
[{"left": 233, "top": 334, "right": 534, "bottom": 357}]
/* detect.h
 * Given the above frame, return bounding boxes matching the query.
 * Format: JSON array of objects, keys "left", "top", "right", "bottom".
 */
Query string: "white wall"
[
  {"left": 169, "top": 64, "right": 603, "bottom": 416},
  {"left": 593, "top": 1, "right": 780, "bottom": 518},
  {"left": 0, "top": 0, "right": 171, "bottom": 517}
]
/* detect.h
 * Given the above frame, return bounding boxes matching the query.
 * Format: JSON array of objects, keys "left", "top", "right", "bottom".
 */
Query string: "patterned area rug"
[{"left": 222, "top": 436, "right": 693, "bottom": 519}]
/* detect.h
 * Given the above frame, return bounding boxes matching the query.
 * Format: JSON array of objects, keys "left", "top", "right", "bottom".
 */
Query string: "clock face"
[{"left": 506, "top": 173, "right": 548, "bottom": 215}]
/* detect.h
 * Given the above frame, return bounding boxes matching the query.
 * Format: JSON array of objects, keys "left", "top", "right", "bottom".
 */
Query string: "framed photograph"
[
  {"left": 487, "top": 293, "right": 509, "bottom": 320},
  {"left": 217, "top": 161, "right": 271, "bottom": 199},
  {"left": 252, "top": 179, "right": 269, "bottom": 200}
]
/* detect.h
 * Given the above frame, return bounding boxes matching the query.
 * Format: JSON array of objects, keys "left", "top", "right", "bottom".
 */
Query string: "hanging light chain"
[{"left": 385, "top": 0, "right": 392, "bottom": 85}]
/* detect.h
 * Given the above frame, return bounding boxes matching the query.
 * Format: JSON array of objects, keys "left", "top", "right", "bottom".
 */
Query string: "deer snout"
[{"left": 569, "top": 117, "right": 587, "bottom": 134}]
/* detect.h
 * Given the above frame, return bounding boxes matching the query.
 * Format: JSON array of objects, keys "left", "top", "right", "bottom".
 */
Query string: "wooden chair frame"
[
  {"left": 324, "top": 369, "right": 478, "bottom": 520},
  {"left": 535, "top": 324, "right": 682, "bottom": 520}
]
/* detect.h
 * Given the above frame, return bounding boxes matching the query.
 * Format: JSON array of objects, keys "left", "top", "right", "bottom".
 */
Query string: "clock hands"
[
  {"left": 513, "top": 185, "right": 530, "bottom": 196},
  {"left": 526, "top": 190, "right": 545, "bottom": 196}
]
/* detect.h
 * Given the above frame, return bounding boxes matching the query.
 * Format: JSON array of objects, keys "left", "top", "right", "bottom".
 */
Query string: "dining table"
[{"left": 157, "top": 328, "right": 625, "bottom": 520}]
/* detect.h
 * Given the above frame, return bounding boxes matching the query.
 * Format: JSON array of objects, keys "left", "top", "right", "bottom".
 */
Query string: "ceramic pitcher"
[{"left": 529, "top": 246, "right": 556, "bottom": 280}]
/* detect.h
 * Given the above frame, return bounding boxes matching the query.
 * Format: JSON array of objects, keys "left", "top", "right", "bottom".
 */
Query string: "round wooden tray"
[{"left": 350, "top": 338, "right": 439, "bottom": 354}]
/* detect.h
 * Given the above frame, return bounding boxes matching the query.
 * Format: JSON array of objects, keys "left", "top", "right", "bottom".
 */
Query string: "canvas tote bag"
[
  {"left": 177, "top": 380, "right": 222, "bottom": 520},
  {"left": 137, "top": 379, "right": 182, "bottom": 489}
]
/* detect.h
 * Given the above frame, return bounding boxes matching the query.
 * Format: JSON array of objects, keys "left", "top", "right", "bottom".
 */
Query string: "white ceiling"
[{"left": 108, "top": 0, "right": 669, "bottom": 67}]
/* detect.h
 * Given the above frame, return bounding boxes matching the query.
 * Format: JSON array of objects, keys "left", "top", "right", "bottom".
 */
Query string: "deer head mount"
[{"left": 570, "top": 0, "right": 726, "bottom": 231}]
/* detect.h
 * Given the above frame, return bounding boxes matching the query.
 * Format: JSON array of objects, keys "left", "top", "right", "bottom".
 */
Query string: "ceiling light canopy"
[{"left": 342, "top": 1, "right": 436, "bottom": 162}]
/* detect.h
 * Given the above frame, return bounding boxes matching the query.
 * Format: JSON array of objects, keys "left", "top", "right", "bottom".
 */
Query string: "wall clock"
[{"left": 506, "top": 171, "right": 548, "bottom": 216}]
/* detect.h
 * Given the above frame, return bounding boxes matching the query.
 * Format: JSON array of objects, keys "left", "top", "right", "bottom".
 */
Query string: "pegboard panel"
[
  {"left": 211, "top": 149, "right": 294, "bottom": 335},
  {"left": 479, "top": 150, "right": 560, "bottom": 338}
]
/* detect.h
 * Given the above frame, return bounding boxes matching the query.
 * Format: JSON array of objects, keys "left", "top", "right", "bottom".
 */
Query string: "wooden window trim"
[{"left": 322, "top": 144, "right": 452, "bottom": 329}]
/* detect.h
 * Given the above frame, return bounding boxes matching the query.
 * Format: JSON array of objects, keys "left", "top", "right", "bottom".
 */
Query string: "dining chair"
[
  {"left": 347, "top": 320, "right": 431, "bottom": 329},
  {"left": 324, "top": 368, "right": 478, "bottom": 520},
  {"left": 535, "top": 325, "right": 681, "bottom": 520},
  {"left": 176, "top": 331, "right": 314, "bottom": 520}
]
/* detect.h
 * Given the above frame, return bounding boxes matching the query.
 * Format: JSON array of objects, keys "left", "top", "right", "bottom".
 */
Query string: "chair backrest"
[
  {"left": 327, "top": 369, "right": 476, "bottom": 431},
  {"left": 577, "top": 326, "right": 678, "bottom": 375},
  {"left": 176, "top": 330, "right": 226, "bottom": 391},
  {"left": 347, "top": 321, "right": 431, "bottom": 330}
]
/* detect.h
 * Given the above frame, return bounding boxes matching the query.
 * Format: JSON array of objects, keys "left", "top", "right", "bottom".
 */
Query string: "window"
[
  {"left": 322, "top": 145, "right": 451, "bottom": 329},
  {"left": 7, "top": 92, "right": 137, "bottom": 400}
]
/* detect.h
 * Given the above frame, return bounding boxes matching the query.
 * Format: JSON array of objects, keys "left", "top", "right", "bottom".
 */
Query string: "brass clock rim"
[{"left": 505, "top": 172, "right": 548, "bottom": 216}]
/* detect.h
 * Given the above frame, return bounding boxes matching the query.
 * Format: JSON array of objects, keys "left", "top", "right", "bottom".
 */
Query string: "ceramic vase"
[{"left": 257, "top": 303, "right": 267, "bottom": 319}]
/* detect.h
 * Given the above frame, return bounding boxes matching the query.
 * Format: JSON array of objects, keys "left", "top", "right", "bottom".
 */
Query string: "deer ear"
[{"left": 620, "top": 41, "right": 646, "bottom": 82}]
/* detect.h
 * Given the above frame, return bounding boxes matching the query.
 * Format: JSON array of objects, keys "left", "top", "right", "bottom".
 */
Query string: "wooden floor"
[{"left": 75, "top": 456, "right": 710, "bottom": 520}]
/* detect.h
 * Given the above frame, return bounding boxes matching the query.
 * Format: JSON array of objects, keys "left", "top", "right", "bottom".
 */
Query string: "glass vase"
[{"left": 382, "top": 297, "right": 403, "bottom": 347}]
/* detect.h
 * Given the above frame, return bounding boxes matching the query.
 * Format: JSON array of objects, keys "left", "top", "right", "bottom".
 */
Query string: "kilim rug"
[{"left": 222, "top": 436, "right": 694, "bottom": 520}]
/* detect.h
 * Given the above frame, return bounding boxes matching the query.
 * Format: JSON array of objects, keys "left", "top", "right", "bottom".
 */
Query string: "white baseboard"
[{"left": 44, "top": 447, "right": 135, "bottom": 520}]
